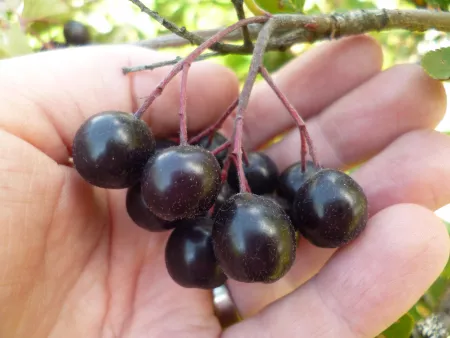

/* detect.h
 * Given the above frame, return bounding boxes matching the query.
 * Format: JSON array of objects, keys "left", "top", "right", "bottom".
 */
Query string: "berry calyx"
[
  {"left": 292, "top": 169, "right": 368, "bottom": 248},
  {"left": 212, "top": 193, "right": 296, "bottom": 283},
  {"left": 228, "top": 151, "right": 279, "bottom": 195},
  {"left": 277, "top": 160, "right": 320, "bottom": 202},
  {"left": 63, "top": 20, "right": 91, "bottom": 45},
  {"left": 165, "top": 217, "right": 227, "bottom": 289},
  {"left": 141, "top": 145, "right": 221, "bottom": 221},
  {"left": 72, "top": 111, "right": 155, "bottom": 189},
  {"left": 126, "top": 183, "right": 176, "bottom": 232}
]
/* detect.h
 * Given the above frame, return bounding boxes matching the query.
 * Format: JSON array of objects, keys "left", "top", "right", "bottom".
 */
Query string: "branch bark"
[{"left": 131, "top": 9, "right": 450, "bottom": 55}]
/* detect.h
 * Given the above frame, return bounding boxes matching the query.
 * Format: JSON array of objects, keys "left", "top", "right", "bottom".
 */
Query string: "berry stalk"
[
  {"left": 229, "top": 19, "right": 276, "bottom": 193},
  {"left": 212, "top": 140, "right": 231, "bottom": 155},
  {"left": 132, "top": 16, "right": 268, "bottom": 120},
  {"left": 259, "top": 66, "right": 319, "bottom": 169},
  {"left": 179, "top": 64, "right": 190, "bottom": 145},
  {"left": 188, "top": 98, "right": 238, "bottom": 144}
]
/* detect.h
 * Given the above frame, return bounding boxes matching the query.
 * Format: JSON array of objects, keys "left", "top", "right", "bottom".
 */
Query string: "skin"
[{"left": 0, "top": 35, "right": 448, "bottom": 337}]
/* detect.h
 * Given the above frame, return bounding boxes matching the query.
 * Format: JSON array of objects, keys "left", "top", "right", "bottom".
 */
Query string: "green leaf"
[
  {"left": 380, "top": 313, "right": 415, "bottom": 338},
  {"left": 244, "top": 0, "right": 301, "bottom": 14},
  {"left": 421, "top": 47, "right": 450, "bottom": 81},
  {"left": 22, "top": 0, "right": 71, "bottom": 20},
  {"left": 0, "top": 22, "right": 33, "bottom": 58}
]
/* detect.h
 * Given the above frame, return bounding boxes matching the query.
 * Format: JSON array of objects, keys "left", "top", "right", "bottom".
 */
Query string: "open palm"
[{"left": 0, "top": 36, "right": 449, "bottom": 338}]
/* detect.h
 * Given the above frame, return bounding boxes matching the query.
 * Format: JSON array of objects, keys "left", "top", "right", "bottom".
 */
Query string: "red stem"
[
  {"left": 300, "top": 128, "right": 307, "bottom": 172},
  {"left": 259, "top": 66, "right": 319, "bottom": 168},
  {"left": 242, "top": 147, "right": 249, "bottom": 166},
  {"left": 179, "top": 64, "right": 190, "bottom": 145},
  {"left": 220, "top": 157, "right": 232, "bottom": 183},
  {"left": 133, "top": 16, "right": 268, "bottom": 120},
  {"left": 229, "top": 20, "right": 275, "bottom": 193},
  {"left": 212, "top": 140, "right": 231, "bottom": 155},
  {"left": 188, "top": 98, "right": 238, "bottom": 144}
]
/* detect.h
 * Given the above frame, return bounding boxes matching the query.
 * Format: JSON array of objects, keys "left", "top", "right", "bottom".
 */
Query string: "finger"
[
  {"left": 225, "top": 204, "right": 450, "bottom": 338},
  {"left": 221, "top": 35, "right": 383, "bottom": 148},
  {"left": 0, "top": 45, "right": 239, "bottom": 164},
  {"left": 266, "top": 64, "right": 446, "bottom": 171},
  {"left": 354, "top": 130, "right": 450, "bottom": 215}
]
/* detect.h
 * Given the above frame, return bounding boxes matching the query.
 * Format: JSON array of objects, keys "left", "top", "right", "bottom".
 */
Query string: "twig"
[
  {"left": 259, "top": 66, "right": 319, "bottom": 168},
  {"left": 231, "top": 0, "right": 253, "bottom": 49},
  {"left": 132, "top": 16, "right": 269, "bottom": 120},
  {"left": 230, "top": 19, "right": 276, "bottom": 193},
  {"left": 131, "top": 9, "right": 450, "bottom": 55},
  {"left": 122, "top": 52, "right": 221, "bottom": 74},
  {"left": 128, "top": 0, "right": 256, "bottom": 54},
  {"left": 129, "top": 0, "right": 205, "bottom": 46},
  {"left": 134, "top": 25, "right": 263, "bottom": 49}
]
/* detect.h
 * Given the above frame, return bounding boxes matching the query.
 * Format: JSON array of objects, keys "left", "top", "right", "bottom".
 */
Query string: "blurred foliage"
[{"left": 1, "top": 0, "right": 450, "bottom": 336}]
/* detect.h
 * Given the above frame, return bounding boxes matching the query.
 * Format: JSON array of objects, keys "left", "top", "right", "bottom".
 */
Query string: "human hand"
[{"left": 0, "top": 35, "right": 448, "bottom": 338}]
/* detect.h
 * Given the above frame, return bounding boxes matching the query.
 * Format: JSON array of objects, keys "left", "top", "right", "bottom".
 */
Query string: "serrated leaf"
[
  {"left": 380, "top": 313, "right": 415, "bottom": 338},
  {"left": 421, "top": 47, "right": 450, "bottom": 80},
  {"left": 22, "top": 0, "right": 70, "bottom": 20},
  {"left": 0, "top": 22, "right": 33, "bottom": 57}
]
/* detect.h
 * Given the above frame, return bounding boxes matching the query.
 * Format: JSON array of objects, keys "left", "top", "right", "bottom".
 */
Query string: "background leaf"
[
  {"left": 0, "top": 22, "right": 33, "bottom": 57},
  {"left": 22, "top": 0, "right": 70, "bottom": 20},
  {"left": 377, "top": 313, "right": 415, "bottom": 338},
  {"left": 421, "top": 47, "right": 450, "bottom": 80}
]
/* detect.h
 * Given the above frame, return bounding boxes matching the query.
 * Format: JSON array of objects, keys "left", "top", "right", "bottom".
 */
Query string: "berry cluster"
[
  {"left": 40, "top": 20, "right": 91, "bottom": 51},
  {"left": 72, "top": 110, "right": 368, "bottom": 289}
]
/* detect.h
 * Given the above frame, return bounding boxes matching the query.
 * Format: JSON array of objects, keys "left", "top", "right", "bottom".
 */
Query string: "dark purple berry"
[
  {"left": 141, "top": 145, "right": 221, "bottom": 221},
  {"left": 165, "top": 217, "right": 227, "bottom": 289},
  {"left": 213, "top": 183, "right": 237, "bottom": 217},
  {"left": 212, "top": 193, "right": 296, "bottom": 283},
  {"left": 277, "top": 161, "right": 321, "bottom": 202},
  {"left": 126, "top": 183, "right": 176, "bottom": 232},
  {"left": 264, "top": 194, "right": 292, "bottom": 220},
  {"left": 292, "top": 169, "right": 368, "bottom": 248},
  {"left": 63, "top": 20, "right": 90, "bottom": 45},
  {"left": 195, "top": 132, "right": 228, "bottom": 166},
  {"left": 228, "top": 152, "right": 279, "bottom": 195},
  {"left": 72, "top": 111, "right": 155, "bottom": 189}
]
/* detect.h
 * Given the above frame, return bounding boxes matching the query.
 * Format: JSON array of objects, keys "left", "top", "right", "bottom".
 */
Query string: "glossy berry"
[
  {"left": 72, "top": 111, "right": 155, "bottom": 189},
  {"left": 165, "top": 217, "right": 227, "bottom": 289},
  {"left": 154, "top": 139, "right": 178, "bottom": 153},
  {"left": 277, "top": 161, "right": 321, "bottom": 202},
  {"left": 63, "top": 20, "right": 90, "bottom": 45},
  {"left": 213, "top": 183, "right": 236, "bottom": 217},
  {"left": 264, "top": 194, "right": 292, "bottom": 220},
  {"left": 228, "top": 152, "right": 279, "bottom": 195},
  {"left": 212, "top": 193, "right": 296, "bottom": 283},
  {"left": 141, "top": 145, "right": 221, "bottom": 221},
  {"left": 126, "top": 183, "right": 176, "bottom": 232},
  {"left": 195, "top": 132, "right": 228, "bottom": 166},
  {"left": 292, "top": 169, "right": 368, "bottom": 248}
]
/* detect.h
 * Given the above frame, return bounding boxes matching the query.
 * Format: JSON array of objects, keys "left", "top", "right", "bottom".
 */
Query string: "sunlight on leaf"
[
  {"left": 421, "top": 47, "right": 450, "bottom": 80},
  {"left": 22, "top": 0, "right": 70, "bottom": 20},
  {"left": 0, "top": 22, "right": 33, "bottom": 57}
]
